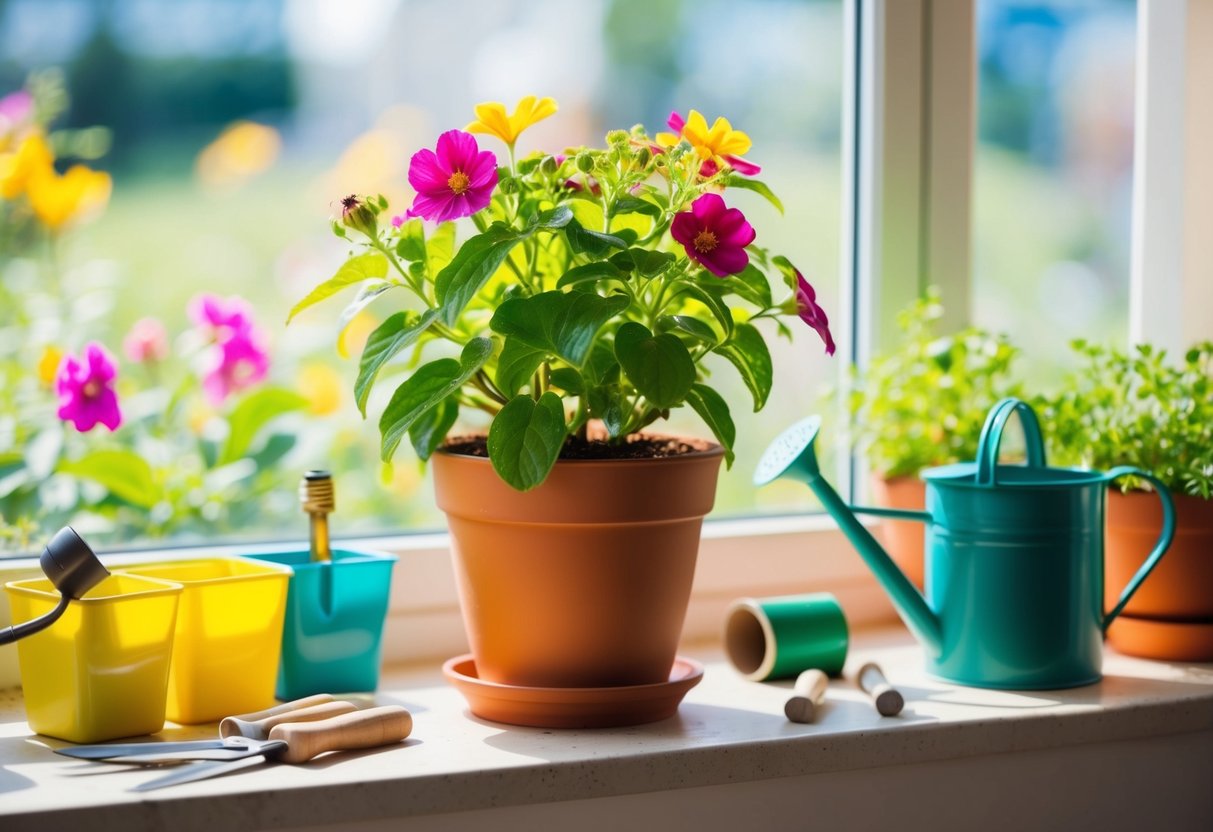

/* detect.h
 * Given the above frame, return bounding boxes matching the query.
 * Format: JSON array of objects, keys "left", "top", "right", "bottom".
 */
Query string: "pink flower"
[
  {"left": 189, "top": 294, "right": 270, "bottom": 404},
  {"left": 0, "top": 90, "right": 32, "bottom": 126},
  {"left": 391, "top": 214, "right": 405, "bottom": 229},
  {"left": 794, "top": 269, "right": 836, "bottom": 356},
  {"left": 55, "top": 343, "right": 122, "bottom": 432},
  {"left": 405, "top": 130, "right": 498, "bottom": 222},
  {"left": 123, "top": 317, "right": 169, "bottom": 363},
  {"left": 670, "top": 193, "right": 756, "bottom": 278}
]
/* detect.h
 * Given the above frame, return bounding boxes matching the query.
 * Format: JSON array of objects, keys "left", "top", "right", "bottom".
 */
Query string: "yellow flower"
[
  {"left": 466, "top": 96, "right": 558, "bottom": 146},
  {"left": 657, "top": 109, "right": 752, "bottom": 164},
  {"left": 0, "top": 132, "right": 54, "bottom": 200},
  {"left": 196, "top": 121, "right": 281, "bottom": 190},
  {"left": 27, "top": 164, "right": 111, "bottom": 230},
  {"left": 36, "top": 345, "right": 63, "bottom": 387},
  {"left": 298, "top": 362, "right": 343, "bottom": 416}
]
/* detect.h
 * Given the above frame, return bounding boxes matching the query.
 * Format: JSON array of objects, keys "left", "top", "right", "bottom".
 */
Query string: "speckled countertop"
[{"left": 2, "top": 628, "right": 1212, "bottom": 832}]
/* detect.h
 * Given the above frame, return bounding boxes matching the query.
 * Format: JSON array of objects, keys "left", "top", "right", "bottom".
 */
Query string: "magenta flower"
[
  {"left": 794, "top": 269, "right": 836, "bottom": 356},
  {"left": 670, "top": 193, "right": 756, "bottom": 278},
  {"left": 56, "top": 343, "right": 122, "bottom": 432},
  {"left": 189, "top": 294, "right": 270, "bottom": 404},
  {"left": 123, "top": 317, "right": 169, "bottom": 363},
  {"left": 405, "top": 130, "right": 498, "bottom": 222}
]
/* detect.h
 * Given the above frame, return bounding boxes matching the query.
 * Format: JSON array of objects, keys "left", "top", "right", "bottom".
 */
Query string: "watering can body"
[{"left": 756, "top": 398, "right": 1176, "bottom": 690}]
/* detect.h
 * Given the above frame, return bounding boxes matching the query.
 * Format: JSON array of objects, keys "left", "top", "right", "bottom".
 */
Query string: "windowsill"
[{"left": 2, "top": 626, "right": 1211, "bottom": 831}]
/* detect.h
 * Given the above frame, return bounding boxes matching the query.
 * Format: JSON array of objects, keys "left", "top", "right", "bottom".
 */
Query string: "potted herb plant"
[
  {"left": 841, "top": 290, "right": 1019, "bottom": 588},
  {"left": 290, "top": 98, "right": 834, "bottom": 691},
  {"left": 1040, "top": 341, "right": 1213, "bottom": 661}
]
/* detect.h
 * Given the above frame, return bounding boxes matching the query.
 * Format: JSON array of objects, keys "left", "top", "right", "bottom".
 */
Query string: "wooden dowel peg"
[
  {"left": 856, "top": 662, "right": 904, "bottom": 716},
  {"left": 784, "top": 669, "right": 829, "bottom": 723}
]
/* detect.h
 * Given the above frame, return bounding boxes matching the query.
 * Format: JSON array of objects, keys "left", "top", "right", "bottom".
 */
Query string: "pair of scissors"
[{"left": 55, "top": 694, "right": 413, "bottom": 791}]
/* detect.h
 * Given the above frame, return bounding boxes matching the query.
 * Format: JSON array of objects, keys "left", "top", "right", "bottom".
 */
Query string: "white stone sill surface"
[{"left": 1, "top": 627, "right": 1211, "bottom": 832}]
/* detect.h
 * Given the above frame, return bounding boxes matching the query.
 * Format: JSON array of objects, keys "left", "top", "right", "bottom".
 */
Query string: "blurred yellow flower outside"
[
  {"left": 657, "top": 110, "right": 752, "bottom": 165},
  {"left": 196, "top": 121, "right": 281, "bottom": 190},
  {"left": 298, "top": 362, "right": 343, "bottom": 415},
  {"left": 0, "top": 132, "right": 53, "bottom": 199},
  {"left": 466, "top": 96, "right": 557, "bottom": 147},
  {"left": 36, "top": 345, "right": 63, "bottom": 387},
  {"left": 28, "top": 164, "right": 111, "bottom": 229},
  {"left": 338, "top": 311, "right": 379, "bottom": 359}
]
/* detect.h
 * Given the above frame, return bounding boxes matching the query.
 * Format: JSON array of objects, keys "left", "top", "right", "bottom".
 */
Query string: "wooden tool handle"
[
  {"left": 270, "top": 705, "right": 413, "bottom": 764},
  {"left": 856, "top": 662, "right": 904, "bottom": 716},
  {"left": 220, "top": 700, "right": 358, "bottom": 740},
  {"left": 784, "top": 669, "right": 829, "bottom": 724},
  {"left": 222, "top": 694, "right": 335, "bottom": 727}
]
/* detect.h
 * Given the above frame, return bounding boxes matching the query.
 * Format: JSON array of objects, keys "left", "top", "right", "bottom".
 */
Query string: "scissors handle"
[
  {"left": 271, "top": 705, "right": 413, "bottom": 764},
  {"left": 220, "top": 698, "right": 358, "bottom": 740}
]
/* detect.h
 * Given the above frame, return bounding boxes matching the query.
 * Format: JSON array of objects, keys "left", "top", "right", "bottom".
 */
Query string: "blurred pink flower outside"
[
  {"left": 189, "top": 294, "right": 270, "bottom": 404},
  {"left": 56, "top": 342, "right": 122, "bottom": 432},
  {"left": 123, "top": 317, "right": 169, "bottom": 363}
]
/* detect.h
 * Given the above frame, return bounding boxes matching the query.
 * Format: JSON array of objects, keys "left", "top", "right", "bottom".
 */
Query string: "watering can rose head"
[{"left": 290, "top": 97, "right": 835, "bottom": 491}]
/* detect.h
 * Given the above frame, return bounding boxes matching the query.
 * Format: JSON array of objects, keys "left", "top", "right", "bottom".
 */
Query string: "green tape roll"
[{"left": 724, "top": 593, "right": 849, "bottom": 681}]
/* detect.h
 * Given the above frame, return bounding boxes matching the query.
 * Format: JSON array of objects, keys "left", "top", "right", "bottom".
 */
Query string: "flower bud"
[
  {"left": 606, "top": 129, "right": 630, "bottom": 147},
  {"left": 340, "top": 194, "right": 378, "bottom": 238},
  {"left": 634, "top": 147, "right": 652, "bottom": 167},
  {"left": 575, "top": 153, "right": 594, "bottom": 173},
  {"left": 540, "top": 155, "right": 560, "bottom": 175}
]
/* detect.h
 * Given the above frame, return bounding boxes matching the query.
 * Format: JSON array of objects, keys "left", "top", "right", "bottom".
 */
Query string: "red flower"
[
  {"left": 670, "top": 193, "right": 756, "bottom": 277},
  {"left": 794, "top": 269, "right": 835, "bottom": 355}
]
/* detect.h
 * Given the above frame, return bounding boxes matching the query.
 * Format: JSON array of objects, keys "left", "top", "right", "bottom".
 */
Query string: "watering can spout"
[{"left": 755, "top": 417, "right": 942, "bottom": 655}]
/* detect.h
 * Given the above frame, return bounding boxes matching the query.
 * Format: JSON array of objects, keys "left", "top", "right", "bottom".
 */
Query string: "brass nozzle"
[{"left": 300, "top": 470, "right": 334, "bottom": 562}]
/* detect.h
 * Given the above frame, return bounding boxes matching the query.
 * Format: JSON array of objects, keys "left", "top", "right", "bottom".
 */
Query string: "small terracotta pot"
[
  {"left": 432, "top": 439, "right": 724, "bottom": 688},
  {"left": 1105, "top": 492, "right": 1213, "bottom": 620},
  {"left": 868, "top": 475, "right": 926, "bottom": 590}
]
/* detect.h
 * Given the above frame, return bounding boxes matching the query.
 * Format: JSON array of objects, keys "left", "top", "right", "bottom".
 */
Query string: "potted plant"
[
  {"left": 1041, "top": 340, "right": 1213, "bottom": 661},
  {"left": 841, "top": 290, "right": 1019, "bottom": 588},
  {"left": 289, "top": 98, "right": 834, "bottom": 695}
]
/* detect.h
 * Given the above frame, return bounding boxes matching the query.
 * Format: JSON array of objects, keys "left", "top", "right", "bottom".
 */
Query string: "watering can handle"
[
  {"left": 975, "top": 398, "right": 1048, "bottom": 487},
  {"left": 1102, "top": 466, "right": 1176, "bottom": 633}
]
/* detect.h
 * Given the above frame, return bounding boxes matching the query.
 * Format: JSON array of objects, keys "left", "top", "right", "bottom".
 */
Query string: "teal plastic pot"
[{"left": 248, "top": 549, "right": 396, "bottom": 698}]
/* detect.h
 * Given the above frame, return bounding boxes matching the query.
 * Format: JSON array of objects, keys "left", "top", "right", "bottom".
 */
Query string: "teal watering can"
[{"left": 755, "top": 398, "right": 1176, "bottom": 689}]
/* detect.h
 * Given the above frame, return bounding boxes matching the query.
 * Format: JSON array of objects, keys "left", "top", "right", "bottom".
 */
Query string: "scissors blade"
[
  {"left": 56, "top": 736, "right": 280, "bottom": 762},
  {"left": 55, "top": 740, "right": 232, "bottom": 760},
  {"left": 130, "top": 753, "right": 271, "bottom": 792}
]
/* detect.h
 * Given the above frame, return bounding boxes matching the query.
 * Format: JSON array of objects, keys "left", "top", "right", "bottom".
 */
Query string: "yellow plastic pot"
[
  {"left": 122, "top": 558, "right": 292, "bottom": 724},
  {"left": 5, "top": 573, "right": 183, "bottom": 743}
]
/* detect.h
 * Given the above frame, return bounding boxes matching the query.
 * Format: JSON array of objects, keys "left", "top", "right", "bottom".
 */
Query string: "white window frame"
[{"left": 5, "top": 0, "right": 1207, "bottom": 674}]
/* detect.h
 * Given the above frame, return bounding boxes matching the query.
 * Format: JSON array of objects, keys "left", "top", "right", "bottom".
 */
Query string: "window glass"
[
  {"left": 0, "top": 0, "right": 843, "bottom": 552},
  {"left": 974, "top": 0, "right": 1137, "bottom": 383}
]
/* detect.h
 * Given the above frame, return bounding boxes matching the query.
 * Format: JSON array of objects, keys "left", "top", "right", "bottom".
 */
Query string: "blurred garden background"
[{"left": 0, "top": 0, "right": 1135, "bottom": 551}]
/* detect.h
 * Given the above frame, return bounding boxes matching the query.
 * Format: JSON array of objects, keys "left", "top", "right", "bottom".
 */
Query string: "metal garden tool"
[
  {"left": 55, "top": 702, "right": 412, "bottom": 791},
  {"left": 754, "top": 397, "right": 1177, "bottom": 690}
]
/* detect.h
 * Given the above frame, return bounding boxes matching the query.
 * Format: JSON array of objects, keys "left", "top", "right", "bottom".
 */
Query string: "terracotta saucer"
[
  {"left": 442, "top": 655, "right": 704, "bottom": 728},
  {"left": 1108, "top": 615, "right": 1213, "bottom": 662}
]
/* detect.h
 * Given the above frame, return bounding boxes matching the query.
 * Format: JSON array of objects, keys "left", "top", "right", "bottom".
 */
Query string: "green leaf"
[
  {"left": 724, "top": 174, "right": 784, "bottom": 214},
  {"left": 336, "top": 281, "right": 396, "bottom": 358},
  {"left": 608, "top": 248, "right": 676, "bottom": 277},
  {"left": 556, "top": 261, "right": 626, "bottom": 289},
  {"left": 563, "top": 219, "right": 628, "bottom": 257},
  {"left": 676, "top": 283, "right": 735, "bottom": 339},
  {"left": 434, "top": 225, "right": 528, "bottom": 325},
  {"left": 487, "top": 392, "right": 567, "bottom": 491},
  {"left": 531, "top": 205, "right": 574, "bottom": 229},
  {"left": 287, "top": 252, "right": 388, "bottom": 323},
  {"left": 495, "top": 338, "right": 547, "bottom": 396},
  {"left": 716, "top": 322, "right": 773, "bottom": 411},
  {"left": 355, "top": 308, "right": 442, "bottom": 415},
  {"left": 220, "top": 387, "right": 310, "bottom": 465},
  {"left": 725, "top": 264, "right": 774, "bottom": 308},
  {"left": 770, "top": 255, "right": 800, "bottom": 291},
  {"left": 427, "top": 222, "right": 457, "bottom": 274},
  {"left": 548, "top": 367, "right": 584, "bottom": 394},
  {"left": 615, "top": 321, "right": 696, "bottom": 408},
  {"left": 379, "top": 338, "right": 493, "bottom": 461},
  {"left": 395, "top": 219, "right": 427, "bottom": 261},
  {"left": 409, "top": 396, "right": 460, "bottom": 461},
  {"left": 686, "top": 384, "right": 735, "bottom": 467},
  {"left": 610, "top": 195, "right": 662, "bottom": 217},
  {"left": 59, "top": 450, "right": 159, "bottom": 509},
  {"left": 490, "top": 291, "right": 629, "bottom": 366},
  {"left": 658, "top": 315, "right": 719, "bottom": 345}
]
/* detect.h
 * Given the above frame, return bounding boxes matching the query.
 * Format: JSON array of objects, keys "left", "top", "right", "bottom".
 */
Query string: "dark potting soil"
[{"left": 442, "top": 434, "right": 714, "bottom": 460}]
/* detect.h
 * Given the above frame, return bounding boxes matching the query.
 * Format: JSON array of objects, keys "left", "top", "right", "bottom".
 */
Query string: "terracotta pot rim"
[{"left": 436, "top": 435, "right": 725, "bottom": 465}]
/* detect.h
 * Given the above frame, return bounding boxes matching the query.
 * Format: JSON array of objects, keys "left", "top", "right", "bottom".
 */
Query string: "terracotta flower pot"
[
  {"left": 868, "top": 475, "right": 926, "bottom": 591},
  {"left": 1105, "top": 492, "right": 1213, "bottom": 620},
  {"left": 432, "top": 439, "right": 724, "bottom": 688}
]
